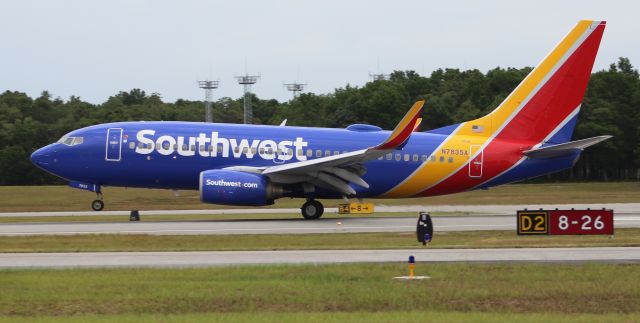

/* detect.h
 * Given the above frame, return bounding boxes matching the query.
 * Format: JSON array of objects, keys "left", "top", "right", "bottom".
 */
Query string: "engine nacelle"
[{"left": 199, "top": 170, "right": 282, "bottom": 206}]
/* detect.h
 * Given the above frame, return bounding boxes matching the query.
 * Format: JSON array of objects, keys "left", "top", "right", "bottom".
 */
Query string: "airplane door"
[
  {"left": 469, "top": 145, "right": 483, "bottom": 178},
  {"left": 105, "top": 128, "right": 123, "bottom": 161},
  {"left": 273, "top": 142, "right": 292, "bottom": 164},
  {"left": 273, "top": 147, "right": 286, "bottom": 164}
]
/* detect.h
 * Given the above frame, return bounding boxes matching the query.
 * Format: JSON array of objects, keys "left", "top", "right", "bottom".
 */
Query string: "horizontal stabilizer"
[{"left": 523, "top": 136, "right": 612, "bottom": 158}]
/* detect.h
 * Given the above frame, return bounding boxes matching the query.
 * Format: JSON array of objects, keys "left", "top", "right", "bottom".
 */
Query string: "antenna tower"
[
  {"left": 235, "top": 74, "right": 260, "bottom": 124},
  {"left": 198, "top": 80, "right": 219, "bottom": 123},
  {"left": 369, "top": 73, "right": 390, "bottom": 81},
  {"left": 284, "top": 82, "right": 307, "bottom": 99}
]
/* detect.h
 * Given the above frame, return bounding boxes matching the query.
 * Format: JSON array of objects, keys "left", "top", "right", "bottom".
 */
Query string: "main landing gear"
[
  {"left": 91, "top": 192, "right": 104, "bottom": 211},
  {"left": 301, "top": 199, "right": 324, "bottom": 220}
]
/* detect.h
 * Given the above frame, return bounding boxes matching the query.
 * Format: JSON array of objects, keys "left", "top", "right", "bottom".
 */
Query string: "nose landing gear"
[
  {"left": 301, "top": 199, "right": 324, "bottom": 220},
  {"left": 91, "top": 192, "right": 104, "bottom": 211}
]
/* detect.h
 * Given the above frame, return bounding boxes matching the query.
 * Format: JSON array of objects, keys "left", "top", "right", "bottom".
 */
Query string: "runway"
[
  {"left": 1, "top": 214, "right": 639, "bottom": 236},
  {"left": 0, "top": 247, "right": 638, "bottom": 269},
  {"left": 2, "top": 203, "right": 639, "bottom": 217}
]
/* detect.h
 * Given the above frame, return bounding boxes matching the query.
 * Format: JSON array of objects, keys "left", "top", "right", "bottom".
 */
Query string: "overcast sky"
[{"left": 1, "top": 0, "right": 638, "bottom": 104}]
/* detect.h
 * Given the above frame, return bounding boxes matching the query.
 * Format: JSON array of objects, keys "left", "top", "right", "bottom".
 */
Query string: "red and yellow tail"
[
  {"left": 383, "top": 20, "right": 606, "bottom": 198},
  {"left": 466, "top": 20, "right": 606, "bottom": 142}
]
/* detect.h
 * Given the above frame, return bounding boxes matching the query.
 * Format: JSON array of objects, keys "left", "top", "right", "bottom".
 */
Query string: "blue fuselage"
[{"left": 31, "top": 121, "right": 578, "bottom": 199}]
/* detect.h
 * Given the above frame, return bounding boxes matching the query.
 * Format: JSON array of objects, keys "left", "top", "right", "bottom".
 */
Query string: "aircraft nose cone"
[
  {"left": 30, "top": 146, "right": 55, "bottom": 170},
  {"left": 31, "top": 147, "right": 48, "bottom": 166}
]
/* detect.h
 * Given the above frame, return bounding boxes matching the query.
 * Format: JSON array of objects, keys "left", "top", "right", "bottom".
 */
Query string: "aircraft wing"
[{"left": 258, "top": 101, "right": 424, "bottom": 196}]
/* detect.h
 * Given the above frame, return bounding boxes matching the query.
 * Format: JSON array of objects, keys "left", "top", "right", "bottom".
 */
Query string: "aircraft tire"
[
  {"left": 91, "top": 199, "right": 104, "bottom": 211},
  {"left": 301, "top": 200, "right": 324, "bottom": 220}
]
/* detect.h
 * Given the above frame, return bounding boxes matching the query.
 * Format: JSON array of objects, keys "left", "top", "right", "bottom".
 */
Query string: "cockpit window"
[{"left": 58, "top": 136, "right": 84, "bottom": 146}]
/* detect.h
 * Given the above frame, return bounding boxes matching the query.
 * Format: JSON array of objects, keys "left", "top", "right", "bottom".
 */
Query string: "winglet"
[
  {"left": 413, "top": 118, "right": 422, "bottom": 132},
  {"left": 375, "top": 100, "right": 424, "bottom": 150}
]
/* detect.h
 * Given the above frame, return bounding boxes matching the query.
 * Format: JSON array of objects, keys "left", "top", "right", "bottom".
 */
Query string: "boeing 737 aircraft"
[{"left": 31, "top": 20, "right": 610, "bottom": 219}]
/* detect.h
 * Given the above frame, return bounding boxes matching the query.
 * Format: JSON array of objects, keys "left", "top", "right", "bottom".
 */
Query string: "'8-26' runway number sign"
[{"left": 517, "top": 209, "right": 614, "bottom": 236}]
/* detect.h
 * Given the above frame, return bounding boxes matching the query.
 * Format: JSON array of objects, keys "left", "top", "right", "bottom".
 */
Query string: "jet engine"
[{"left": 199, "top": 170, "right": 283, "bottom": 206}]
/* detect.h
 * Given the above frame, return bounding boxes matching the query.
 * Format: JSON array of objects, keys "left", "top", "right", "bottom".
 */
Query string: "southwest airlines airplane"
[{"left": 31, "top": 20, "right": 610, "bottom": 219}]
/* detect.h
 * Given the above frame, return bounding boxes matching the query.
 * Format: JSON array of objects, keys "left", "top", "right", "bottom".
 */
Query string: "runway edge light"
[
  {"left": 409, "top": 255, "right": 415, "bottom": 278},
  {"left": 393, "top": 255, "right": 430, "bottom": 280}
]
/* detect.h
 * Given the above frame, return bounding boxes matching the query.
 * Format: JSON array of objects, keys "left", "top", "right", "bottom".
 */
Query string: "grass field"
[
  {"left": 0, "top": 263, "right": 638, "bottom": 321},
  {"left": 3, "top": 312, "right": 638, "bottom": 323},
  {"left": 1, "top": 229, "right": 637, "bottom": 253},
  {"left": 0, "top": 182, "right": 638, "bottom": 212}
]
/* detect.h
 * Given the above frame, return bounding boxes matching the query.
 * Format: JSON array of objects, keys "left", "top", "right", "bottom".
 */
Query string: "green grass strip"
[
  {"left": 0, "top": 229, "right": 638, "bottom": 253},
  {"left": 0, "top": 263, "right": 638, "bottom": 317}
]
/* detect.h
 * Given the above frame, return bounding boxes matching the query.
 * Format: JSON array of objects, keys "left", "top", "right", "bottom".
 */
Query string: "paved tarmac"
[
  {"left": 0, "top": 247, "right": 637, "bottom": 269},
  {"left": 1, "top": 203, "right": 638, "bottom": 217},
  {"left": 0, "top": 214, "right": 639, "bottom": 236}
]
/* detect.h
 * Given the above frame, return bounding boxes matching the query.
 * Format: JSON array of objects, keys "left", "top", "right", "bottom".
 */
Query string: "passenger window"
[
  {"left": 129, "top": 142, "right": 135, "bottom": 149},
  {"left": 234, "top": 147, "right": 239, "bottom": 153},
  {"left": 404, "top": 154, "right": 410, "bottom": 162},
  {"left": 306, "top": 149, "right": 313, "bottom": 157},
  {"left": 421, "top": 155, "right": 427, "bottom": 162},
  {"left": 242, "top": 147, "right": 248, "bottom": 154},
  {"left": 386, "top": 153, "right": 392, "bottom": 160},
  {"left": 201, "top": 145, "right": 206, "bottom": 152},
  {"left": 395, "top": 154, "right": 401, "bottom": 161},
  {"left": 431, "top": 156, "right": 436, "bottom": 162},
  {"left": 439, "top": 156, "right": 445, "bottom": 163},
  {"left": 209, "top": 145, "right": 214, "bottom": 152},
  {"left": 448, "top": 157, "right": 453, "bottom": 163},
  {"left": 138, "top": 142, "right": 144, "bottom": 149},
  {"left": 191, "top": 145, "right": 196, "bottom": 151},
  {"left": 316, "top": 150, "right": 322, "bottom": 157},
  {"left": 325, "top": 150, "right": 331, "bottom": 157},
  {"left": 412, "top": 154, "right": 419, "bottom": 162},
  {"left": 252, "top": 148, "right": 258, "bottom": 155}
]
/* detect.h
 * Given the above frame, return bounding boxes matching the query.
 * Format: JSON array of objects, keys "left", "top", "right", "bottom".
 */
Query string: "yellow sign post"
[{"left": 338, "top": 203, "right": 375, "bottom": 214}]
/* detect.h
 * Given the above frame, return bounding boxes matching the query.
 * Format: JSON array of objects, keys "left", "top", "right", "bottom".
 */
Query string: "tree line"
[{"left": 1, "top": 58, "right": 638, "bottom": 185}]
